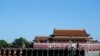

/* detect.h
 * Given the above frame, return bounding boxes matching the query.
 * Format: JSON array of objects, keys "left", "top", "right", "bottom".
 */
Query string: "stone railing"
[{"left": 0, "top": 48, "right": 85, "bottom": 56}]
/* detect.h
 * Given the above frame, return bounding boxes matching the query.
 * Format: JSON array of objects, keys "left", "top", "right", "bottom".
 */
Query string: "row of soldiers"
[{"left": 0, "top": 47, "right": 85, "bottom": 56}]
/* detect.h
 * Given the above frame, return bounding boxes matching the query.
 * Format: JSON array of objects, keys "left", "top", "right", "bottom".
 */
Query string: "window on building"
[
  {"left": 44, "top": 40, "right": 46, "bottom": 43},
  {"left": 40, "top": 40, "right": 44, "bottom": 43},
  {"left": 40, "top": 40, "right": 46, "bottom": 43}
]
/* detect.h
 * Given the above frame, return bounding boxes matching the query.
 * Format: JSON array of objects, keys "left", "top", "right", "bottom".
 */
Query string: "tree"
[
  {"left": 0, "top": 40, "right": 9, "bottom": 48},
  {"left": 12, "top": 37, "right": 30, "bottom": 48},
  {"left": 28, "top": 42, "right": 33, "bottom": 48}
]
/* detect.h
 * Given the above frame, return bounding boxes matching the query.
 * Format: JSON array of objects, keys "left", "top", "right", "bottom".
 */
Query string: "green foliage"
[
  {"left": 0, "top": 40, "right": 9, "bottom": 48},
  {"left": 12, "top": 37, "right": 31, "bottom": 48},
  {"left": 0, "top": 37, "right": 33, "bottom": 48}
]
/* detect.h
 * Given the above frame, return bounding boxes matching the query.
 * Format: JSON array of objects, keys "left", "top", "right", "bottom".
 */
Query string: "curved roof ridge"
[
  {"left": 53, "top": 28, "right": 88, "bottom": 36},
  {"left": 54, "top": 28, "right": 85, "bottom": 31}
]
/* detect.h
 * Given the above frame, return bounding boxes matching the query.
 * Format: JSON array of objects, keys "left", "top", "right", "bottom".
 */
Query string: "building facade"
[{"left": 34, "top": 29, "right": 100, "bottom": 51}]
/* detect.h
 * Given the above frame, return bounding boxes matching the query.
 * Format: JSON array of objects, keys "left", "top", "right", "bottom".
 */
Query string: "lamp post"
[
  {"left": 88, "top": 39, "right": 91, "bottom": 51},
  {"left": 68, "top": 40, "right": 72, "bottom": 48},
  {"left": 87, "top": 39, "right": 91, "bottom": 56}
]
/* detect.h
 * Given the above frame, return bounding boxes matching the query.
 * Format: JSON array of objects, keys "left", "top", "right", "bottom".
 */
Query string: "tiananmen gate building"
[{"left": 33, "top": 29, "right": 100, "bottom": 51}]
